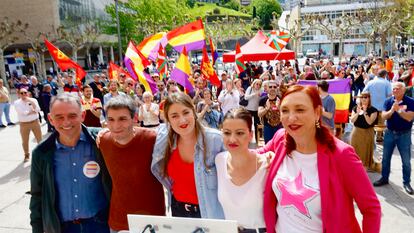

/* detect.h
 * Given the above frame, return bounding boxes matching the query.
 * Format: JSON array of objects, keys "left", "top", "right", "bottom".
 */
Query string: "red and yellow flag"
[
  {"left": 44, "top": 39, "right": 86, "bottom": 86},
  {"left": 108, "top": 62, "right": 131, "bottom": 80},
  {"left": 201, "top": 46, "right": 220, "bottom": 87}
]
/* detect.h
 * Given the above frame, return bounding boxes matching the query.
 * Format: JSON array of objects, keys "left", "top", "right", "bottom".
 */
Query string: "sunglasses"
[
  {"left": 268, "top": 86, "right": 277, "bottom": 89},
  {"left": 128, "top": 83, "right": 134, "bottom": 87},
  {"left": 20, "top": 91, "right": 28, "bottom": 94},
  {"left": 157, "top": 85, "right": 165, "bottom": 88},
  {"left": 361, "top": 96, "right": 369, "bottom": 99}
]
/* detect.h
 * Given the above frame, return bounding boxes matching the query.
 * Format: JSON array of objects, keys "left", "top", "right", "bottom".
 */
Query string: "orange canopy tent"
[{"left": 222, "top": 31, "right": 295, "bottom": 62}]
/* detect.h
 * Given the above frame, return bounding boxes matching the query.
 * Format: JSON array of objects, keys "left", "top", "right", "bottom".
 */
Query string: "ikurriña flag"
[
  {"left": 265, "top": 30, "right": 291, "bottom": 51},
  {"left": 167, "top": 19, "right": 206, "bottom": 53},
  {"left": 201, "top": 46, "right": 220, "bottom": 87},
  {"left": 297, "top": 79, "right": 351, "bottom": 123},
  {"left": 156, "top": 44, "right": 168, "bottom": 80},
  {"left": 124, "top": 41, "right": 157, "bottom": 94},
  {"left": 235, "top": 42, "right": 246, "bottom": 74},
  {"left": 44, "top": 39, "right": 86, "bottom": 86},
  {"left": 169, "top": 46, "right": 194, "bottom": 92}
]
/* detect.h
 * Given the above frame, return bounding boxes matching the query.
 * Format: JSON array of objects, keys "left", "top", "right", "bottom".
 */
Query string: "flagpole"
[{"left": 115, "top": 0, "right": 123, "bottom": 66}]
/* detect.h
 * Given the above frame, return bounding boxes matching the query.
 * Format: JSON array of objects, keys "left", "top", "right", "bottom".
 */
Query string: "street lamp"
[{"left": 115, "top": 0, "right": 123, "bottom": 66}]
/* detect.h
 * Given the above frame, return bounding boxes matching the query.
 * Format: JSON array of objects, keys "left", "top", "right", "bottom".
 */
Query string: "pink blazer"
[{"left": 257, "top": 129, "right": 381, "bottom": 233}]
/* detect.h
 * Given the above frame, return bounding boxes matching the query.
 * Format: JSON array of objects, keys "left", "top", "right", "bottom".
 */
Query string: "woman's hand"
[{"left": 96, "top": 128, "right": 109, "bottom": 148}]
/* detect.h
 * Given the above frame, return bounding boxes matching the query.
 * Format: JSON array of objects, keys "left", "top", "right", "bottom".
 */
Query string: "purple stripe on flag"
[
  {"left": 124, "top": 57, "right": 139, "bottom": 81},
  {"left": 170, "top": 68, "right": 194, "bottom": 92},
  {"left": 144, "top": 72, "right": 158, "bottom": 94},
  {"left": 298, "top": 79, "right": 351, "bottom": 94},
  {"left": 173, "top": 40, "right": 205, "bottom": 53}
]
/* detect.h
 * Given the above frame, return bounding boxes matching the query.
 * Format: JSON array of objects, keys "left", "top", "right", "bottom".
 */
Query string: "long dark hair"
[
  {"left": 162, "top": 92, "right": 208, "bottom": 176},
  {"left": 281, "top": 85, "right": 336, "bottom": 154}
]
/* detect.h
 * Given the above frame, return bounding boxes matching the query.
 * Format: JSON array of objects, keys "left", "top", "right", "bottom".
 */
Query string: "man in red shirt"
[
  {"left": 99, "top": 96, "right": 165, "bottom": 232},
  {"left": 81, "top": 85, "right": 102, "bottom": 127}
]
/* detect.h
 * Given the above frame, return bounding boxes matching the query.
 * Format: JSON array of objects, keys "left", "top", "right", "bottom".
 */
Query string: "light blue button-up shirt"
[
  {"left": 151, "top": 124, "right": 225, "bottom": 219},
  {"left": 54, "top": 131, "right": 107, "bottom": 221}
]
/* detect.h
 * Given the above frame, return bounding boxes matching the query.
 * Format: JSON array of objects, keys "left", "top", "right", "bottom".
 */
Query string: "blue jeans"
[
  {"left": 382, "top": 129, "right": 412, "bottom": 184},
  {"left": 61, "top": 215, "right": 109, "bottom": 233},
  {"left": 264, "top": 124, "right": 282, "bottom": 144},
  {"left": 0, "top": 102, "right": 11, "bottom": 125}
]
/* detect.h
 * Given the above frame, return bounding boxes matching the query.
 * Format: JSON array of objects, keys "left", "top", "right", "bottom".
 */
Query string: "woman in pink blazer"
[{"left": 257, "top": 85, "right": 381, "bottom": 233}]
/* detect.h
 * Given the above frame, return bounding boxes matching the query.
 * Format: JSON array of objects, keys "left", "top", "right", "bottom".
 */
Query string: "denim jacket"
[{"left": 151, "top": 123, "right": 225, "bottom": 219}]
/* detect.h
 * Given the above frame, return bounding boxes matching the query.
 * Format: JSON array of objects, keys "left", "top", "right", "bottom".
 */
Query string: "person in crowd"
[
  {"left": 44, "top": 75, "right": 59, "bottom": 96},
  {"left": 217, "top": 72, "right": 228, "bottom": 97},
  {"left": 89, "top": 73, "right": 105, "bottom": 104},
  {"left": 14, "top": 88, "right": 42, "bottom": 162},
  {"left": 30, "top": 93, "right": 111, "bottom": 233},
  {"left": 350, "top": 92, "right": 378, "bottom": 171},
  {"left": 196, "top": 89, "right": 222, "bottom": 129},
  {"left": 154, "top": 81, "right": 168, "bottom": 104},
  {"left": 41, "top": 84, "right": 53, "bottom": 132},
  {"left": 122, "top": 78, "right": 135, "bottom": 97},
  {"left": 317, "top": 80, "right": 336, "bottom": 133},
  {"left": 258, "top": 80, "right": 282, "bottom": 143},
  {"left": 218, "top": 79, "right": 240, "bottom": 116},
  {"left": 244, "top": 79, "right": 263, "bottom": 140},
  {"left": 99, "top": 96, "right": 165, "bottom": 232},
  {"left": 134, "top": 83, "right": 145, "bottom": 108},
  {"left": 258, "top": 85, "right": 381, "bottom": 233},
  {"left": 28, "top": 76, "right": 44, "bottom": 122},
  {"left": 81, "top": 85, "right": 102, "bottom": 127},
  {"left": 234, "top": 78, "right": 245, "bottom": 96},
  {"left": 374, "top": 82, "right": 414, "bottom": 195},
  {"left": 138, "top": 91, "right": 160, "bottom": 129},
  {"left": 363, "top": 69, "right": 392, "bottom": 142},
  {"left": 104, "top": 80, "right": 126, "bottom": 105},
  {"left": 16, "top": 75, "right": 31, "bottom": 90},
  {"left": 151, "top": 92, "right": 225, "bottom": 219},
  {"left": 62, "top": 74, "right": 80, "bottom": 96},
  {"left": 216, "top": 108, "right": 267, "bottom": 232},
  {"left": 0, "top": 79, "right": 14, "bottom": 127},
  {"left": 189, "top": 78, "right": 207, "bottom": 105}
]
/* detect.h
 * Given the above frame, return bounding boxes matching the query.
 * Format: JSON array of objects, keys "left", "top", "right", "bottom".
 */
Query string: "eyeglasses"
[
  {"left": 157, "top": 85, "right": 165, "bottom": 88},
  {"left": 128, "top": 83, "right": 134, "bottom": 87},
  {"left": 268, "top": 86, "right": 277, "bottom": 89},
  {"left": 361, "top": 96, "right": 369, "bottom": 99},
  {"left": 20, "top": 91, "right": 28, "bottom": 94}
]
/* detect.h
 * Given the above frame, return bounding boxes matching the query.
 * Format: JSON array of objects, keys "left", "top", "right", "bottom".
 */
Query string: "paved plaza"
[{"left": 0, "top": 90, "right": 413, "bottom": 233}]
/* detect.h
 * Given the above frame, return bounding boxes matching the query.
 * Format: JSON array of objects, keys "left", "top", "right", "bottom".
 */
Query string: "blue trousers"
[
  {"left": 0, "top": 102, "right": 12, "bottom": 125},
  {"left": 382, "top": 129, "right": 412, "bottom": 184},
  {"left": 61, "top": 215, "right": 109, "bottom": 233},
  {"left": 264, "top": 124, "right": 282, "bottom": 144}
]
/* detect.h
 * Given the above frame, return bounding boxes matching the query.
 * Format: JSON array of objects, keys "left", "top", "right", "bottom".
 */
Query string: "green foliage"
[
  {"left": 251, "top": 0, "right": 282, "bottom": 29},
  {"left": 103, "top": 0, "right": 191, "bottom": 48},
  {"left": 223, "top": 0, "right": 241, "bottom": 11},
  {"left": 213, "top": 8, "right": 221, "bottom": 15},
  {"left": 186, "top": 0, "right": 196, "bottom": 8},
  {"left": 188, "top": 2, "right": 251, "bottom": 18}
]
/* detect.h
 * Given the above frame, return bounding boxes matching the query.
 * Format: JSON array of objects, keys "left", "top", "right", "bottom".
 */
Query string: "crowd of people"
[{"left": 1, "top": 53, "right": 414, "bottom": 233}]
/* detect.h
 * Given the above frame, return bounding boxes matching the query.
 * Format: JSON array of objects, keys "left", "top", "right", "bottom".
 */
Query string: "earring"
[{"left": 315, "top": 120, "right": 321, "bottom": 129}]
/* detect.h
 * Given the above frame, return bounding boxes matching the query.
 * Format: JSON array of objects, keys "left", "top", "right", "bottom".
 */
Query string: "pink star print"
[{"left": 276, "top": 171, "right": 318, "bottom": 218}]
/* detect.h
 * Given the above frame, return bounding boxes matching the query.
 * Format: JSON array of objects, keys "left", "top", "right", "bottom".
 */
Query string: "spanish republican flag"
[
  {"left": 44, "top": 39, "right": 86, "bottom": 85},
  {"left": 124, "top": 41, "right": 157, "bottom": 94},
  {"left": 235, "top": 42, "right": 246, "bottom": 74},
  {"left": 167, "top": 19, "right": 206, "bottom": 53},
  {"left": 156, "top": 44, "right": 168, "bottom": 80},
  {"left": 209, "top": 37, "right": 219, "bottom": 65},
  {"left": 201, "top": 46, "right": 220, "bottom": 87},
  {"left": 137, "top": 32, "right": 168, "bottom": 61},
  {"left": 108, "top": 62, "right": 131, "bottom": 80},
  {"left": 298, "top": 79, "right": 351, "bottom": 123},
  {"left": 170, "top": 47, "right": 194, "bottom": 92}
]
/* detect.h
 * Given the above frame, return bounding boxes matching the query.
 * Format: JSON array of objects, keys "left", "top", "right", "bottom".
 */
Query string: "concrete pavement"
[{"left": 0, "top": 90, "right": 413, "bottom": 233}]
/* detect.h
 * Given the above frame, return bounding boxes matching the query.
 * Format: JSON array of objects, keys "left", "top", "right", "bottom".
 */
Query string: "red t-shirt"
[{"left": 167, "top": 148, "right": 199, "bottom": 204}]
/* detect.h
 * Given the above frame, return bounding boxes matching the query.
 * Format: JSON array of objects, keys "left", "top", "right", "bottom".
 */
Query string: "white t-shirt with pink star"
[{"left": 272, "top": 150, "right": 322, "bottom": 233}]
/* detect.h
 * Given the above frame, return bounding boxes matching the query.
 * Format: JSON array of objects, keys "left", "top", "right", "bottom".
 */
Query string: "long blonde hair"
[{"left": 162, "top": 92, "right": 208, "bottom": 177}]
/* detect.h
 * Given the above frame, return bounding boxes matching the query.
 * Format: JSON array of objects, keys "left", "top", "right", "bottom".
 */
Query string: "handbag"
[{"left": 239, "top": 96, "right": 248, "bottom": 106}]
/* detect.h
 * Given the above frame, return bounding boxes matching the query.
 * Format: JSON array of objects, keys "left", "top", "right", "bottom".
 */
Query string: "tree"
[
  {"left": 282, "top": 14, "right": 318, "bottom": 55},
  {"left": 251, "top": 0, "right": 282, "bottom": 30},
  {"left": 0, "top": 17, "right": 28, "bottom": 88},
  {"left": 103, "top": 0, "right": 190, "bottom": 47},
  {"left": 223, "top": 0, "right": 241, "bottom": 11}
]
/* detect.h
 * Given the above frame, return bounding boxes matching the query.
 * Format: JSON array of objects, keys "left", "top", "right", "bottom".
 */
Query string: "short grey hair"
[
  {"left": 50, "top": 93, "right": 82, "bottom": 110},
  {"left": 105, "top": 96, "right": 136, "bottom": 119}
]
